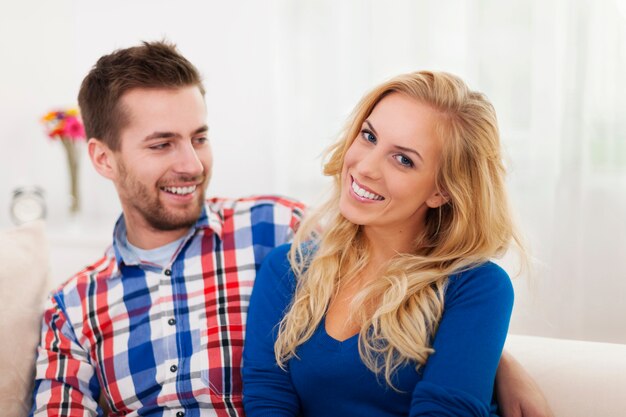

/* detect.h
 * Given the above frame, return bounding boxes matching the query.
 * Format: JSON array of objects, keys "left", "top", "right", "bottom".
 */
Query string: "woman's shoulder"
[
  {"left": 263, "top": 240, "right": 318, "bottom": 268},
  {"left": 257, "top": 241, "right": 319, "bottom": 291},
  {"left": 258, "top": 243, "right": 294, "bottom": 279},
  {"left": 255, "top": 243, "right": 297, "bottom": 290},
  {"left": 264, "top": 242, "right": 293, "bottom": 264},
  {"left": 451, "top": 260, "right": 510, "bottom": 282},
  {"left": 445, "top": 261, "right": 514, "bottom": 304}
]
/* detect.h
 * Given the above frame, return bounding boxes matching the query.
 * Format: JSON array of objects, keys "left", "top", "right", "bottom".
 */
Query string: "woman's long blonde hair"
[{"left": 275, "top": 71, "right": 525, "bottom": 387}]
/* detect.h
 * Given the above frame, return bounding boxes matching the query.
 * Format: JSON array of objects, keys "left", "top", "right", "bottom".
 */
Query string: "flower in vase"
[
  {"left": 41, "top": 108, "right": 86, "bottom": 141},
  {"left": 40, "top": 108, "right": 86, "bottom": 213}
]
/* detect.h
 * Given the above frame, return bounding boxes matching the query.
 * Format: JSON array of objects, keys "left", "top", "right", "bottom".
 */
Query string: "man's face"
[{"left": 110, "top": 86, "right": 212, "bottom": 234}]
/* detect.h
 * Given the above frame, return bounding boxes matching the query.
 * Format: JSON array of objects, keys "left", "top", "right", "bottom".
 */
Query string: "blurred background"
[{"left": 1, "top": 0, "right": 624, "bottom": 344}]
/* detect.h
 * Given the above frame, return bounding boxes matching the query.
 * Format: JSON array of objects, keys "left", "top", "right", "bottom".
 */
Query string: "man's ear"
[
  {"left": 88, "top": 138, "right": 117, "bottom": 180},
  {"left": 426, "top": 190, "right": 450, "bottom": 209}
]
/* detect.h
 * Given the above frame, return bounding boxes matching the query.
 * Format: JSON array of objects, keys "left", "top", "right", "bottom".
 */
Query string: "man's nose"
[{"left": 173, "top": 141, "right": 204, "bottom": 177}]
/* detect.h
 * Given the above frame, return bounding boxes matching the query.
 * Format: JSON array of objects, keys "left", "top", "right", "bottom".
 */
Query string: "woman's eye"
[
  {"left": 361, "top": 130, "right": 376, "bottom": 144},
  {"left": 394, "top": 154, "right": 414, "bottom": 168}
]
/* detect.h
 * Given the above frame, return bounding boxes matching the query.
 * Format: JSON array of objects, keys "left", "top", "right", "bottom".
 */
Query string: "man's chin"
[
  {"left": 146, "top": 203, "right": 203, "bottom": 231},
  {"left": 146, "top": 214, "right": 199, "bottom": 231}
]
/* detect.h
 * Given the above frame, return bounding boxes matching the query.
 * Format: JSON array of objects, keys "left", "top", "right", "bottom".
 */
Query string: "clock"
[{"left": 10, "top": 186, "right": 47, "bottom": 225}]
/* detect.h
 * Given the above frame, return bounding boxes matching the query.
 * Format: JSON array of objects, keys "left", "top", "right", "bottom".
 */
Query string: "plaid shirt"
[{"left": 31, "top": 196, "right": 305, "bottom": 417}]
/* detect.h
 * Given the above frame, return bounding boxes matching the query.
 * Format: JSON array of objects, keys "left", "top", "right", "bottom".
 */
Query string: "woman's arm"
[
  {"left": 242, "top": 244, "right": 300, "bottom": 417},
  {"left": 410, "top": 262, "right": 514, "bottom": 416}
]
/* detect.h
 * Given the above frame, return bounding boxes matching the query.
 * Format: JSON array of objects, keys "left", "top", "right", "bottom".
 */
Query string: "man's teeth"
[
  {"left": 163, "top": 185, "right": 196, "bottom": 195},
  {"left": 351, "top": 180, "right": 383, "bottom": 200}
]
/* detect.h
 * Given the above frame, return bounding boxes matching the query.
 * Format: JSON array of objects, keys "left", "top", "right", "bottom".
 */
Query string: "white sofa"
[
  {"left": 1, "top": 221, "right": 625, "bottom": 416},
  {"left": 0, "top": 221, "right": 50, "bottom": 417},
  {"left": 505, "top": 334, "right": 626, "bottom": 417}
]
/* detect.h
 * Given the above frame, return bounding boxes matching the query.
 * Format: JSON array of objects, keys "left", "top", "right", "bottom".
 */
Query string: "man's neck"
[{"left": 124, "top": 219, "right": 193, "bottom": 250}]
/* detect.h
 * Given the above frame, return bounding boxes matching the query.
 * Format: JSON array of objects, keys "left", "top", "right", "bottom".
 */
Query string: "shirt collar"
[{"left": 111, "top": 201, "right": 224, "bottom": 267}]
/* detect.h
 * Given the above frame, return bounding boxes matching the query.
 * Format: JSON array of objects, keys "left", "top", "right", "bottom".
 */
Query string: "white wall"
[
  {"left": 1, "top": 0, "right": 625, "bottom": 344},
  {"left": 0, "top": 0, "right": 303, "bottom": 231}
]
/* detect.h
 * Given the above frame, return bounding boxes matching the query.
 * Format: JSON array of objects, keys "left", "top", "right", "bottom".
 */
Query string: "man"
[
  {"left": 32, "top": 41, "right": 303, "bottom": 416},
  {"left": 31, "top": 41, "right": 552, "bottom": 417}
]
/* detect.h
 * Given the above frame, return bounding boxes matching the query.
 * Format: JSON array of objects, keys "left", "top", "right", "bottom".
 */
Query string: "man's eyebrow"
[
  {"left": 144, "top": 125, "right": 209, "bottom": 141},
  {"left": 144, "top": 131, "right": 180, "bottom": 141},
  {"left": 193, "top": 125, "right": 209, "bottom": 135}
]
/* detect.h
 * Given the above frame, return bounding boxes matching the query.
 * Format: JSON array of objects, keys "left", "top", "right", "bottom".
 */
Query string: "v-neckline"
[{"left": 319, "top": 317, "right": 360, "bottom": 349}]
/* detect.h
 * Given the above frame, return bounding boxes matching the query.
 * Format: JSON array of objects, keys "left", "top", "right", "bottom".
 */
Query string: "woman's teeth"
[{"left": 351, "top": 180, "right": 383, "bottom": 200}]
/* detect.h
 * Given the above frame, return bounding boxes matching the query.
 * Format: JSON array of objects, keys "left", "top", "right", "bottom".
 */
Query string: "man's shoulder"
[{"left": 51, "top": 249, "right": 118, "bottom": 300}]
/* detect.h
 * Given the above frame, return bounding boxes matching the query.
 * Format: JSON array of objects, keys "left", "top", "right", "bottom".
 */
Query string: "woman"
[{"left": 243, "top": 71, "right": 529, "bottom": 416}]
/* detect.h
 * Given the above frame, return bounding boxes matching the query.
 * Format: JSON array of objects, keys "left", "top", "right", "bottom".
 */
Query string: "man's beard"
[{"left": 118, "top": 162, "right": 207, "bottom": 232}]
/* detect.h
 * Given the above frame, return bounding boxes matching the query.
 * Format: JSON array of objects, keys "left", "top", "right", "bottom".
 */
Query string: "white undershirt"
[{"left": 125, "top": 235, "right": 186, "bottom": 268}]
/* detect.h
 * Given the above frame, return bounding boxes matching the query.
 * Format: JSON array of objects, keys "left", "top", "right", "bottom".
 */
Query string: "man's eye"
[
  {"left": 194, "top": 137, "right": 208, "bottom": 145},
  {"left": 149, "top": 143, "right": 170, "bottom": 150},
  {"left": 394, "top": 154, "right": 414, "bottom": 168},
  {"left": 361, "top": 130, "right": 376, "bottom": 144}
]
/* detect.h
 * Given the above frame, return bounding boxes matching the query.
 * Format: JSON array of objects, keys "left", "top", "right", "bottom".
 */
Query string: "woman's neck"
[{"left": 361, "top": 224, "right": 419, "bottom": 264}]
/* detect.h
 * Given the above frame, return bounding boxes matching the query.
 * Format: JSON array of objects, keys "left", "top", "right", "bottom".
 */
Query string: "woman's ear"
[
  {"left": 426, "top": 190, "right": 450, "bottom": 208},
  {"left": 88, "top": 138, "right": 117, "bottom": 180}
]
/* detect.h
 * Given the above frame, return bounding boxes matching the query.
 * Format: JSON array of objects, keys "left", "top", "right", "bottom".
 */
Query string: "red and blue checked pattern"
[{"left": 31, "top": 196, "right": 304, "bottom": 417}]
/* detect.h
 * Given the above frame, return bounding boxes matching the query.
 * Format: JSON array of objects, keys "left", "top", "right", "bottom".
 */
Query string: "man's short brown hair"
[{"left": 78, "top": 40, "right": 205, "bottom": 150}]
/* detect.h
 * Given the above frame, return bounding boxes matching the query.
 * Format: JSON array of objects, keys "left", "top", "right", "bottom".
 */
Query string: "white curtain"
[
  {"left": 1, "top": 0, "right": 623, "bottom": 342},
  {"left": 268, "top": 0, "right": 626, "bottom": 343}
]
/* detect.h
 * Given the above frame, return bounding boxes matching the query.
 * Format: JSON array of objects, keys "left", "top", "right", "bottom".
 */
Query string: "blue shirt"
[
  {"left": 243, "top": 244, "right": 514, "bottom": 417},
  {"left": 32, "top": 197, "right": 305, "bottom": 417}
]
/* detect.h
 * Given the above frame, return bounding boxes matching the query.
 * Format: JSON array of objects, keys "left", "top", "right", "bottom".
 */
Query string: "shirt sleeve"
[
  {"left": 242, "top": 244, "right": 301, "bottom": 417},
  {"left": 30, "top": 293, "right": 102, "bottom": 417},
  {"left": 409, "top": 262, "right": 514, "bottom": 417}
]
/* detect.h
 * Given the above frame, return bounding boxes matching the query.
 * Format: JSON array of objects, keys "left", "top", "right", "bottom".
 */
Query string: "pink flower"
[
  {"left": 63, "top": 116, "right": 86, "bottom": 140},
  {"left": 41, "top": 108, "right": 86, "bottom": 141}
]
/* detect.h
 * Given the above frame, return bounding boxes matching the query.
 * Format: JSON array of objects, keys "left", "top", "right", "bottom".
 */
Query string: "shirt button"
[
  {"left": 176, "top": 412, "right": 185, "bottom": 417},
  {"left": 168, "top": 318, "right": 176, "bottom": 326},
  {"left": 170, "top": 364, "right": 178, "bottom": 373},
  {"left": 164, "top": 269, "right": 172, "bottom": 276}
]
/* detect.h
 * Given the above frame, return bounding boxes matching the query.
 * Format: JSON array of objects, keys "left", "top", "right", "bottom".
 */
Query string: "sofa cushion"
[
  {"left": 505, "top": 334, "right": 626, "bottom": 417},
  {"left": 0, "top": 221, "right": 50, "bottom": 416}
]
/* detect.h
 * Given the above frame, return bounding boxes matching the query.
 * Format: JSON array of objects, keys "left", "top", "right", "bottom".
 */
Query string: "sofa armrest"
[
  {"left": 0, "top": 221, "right": 50, "bottom": 416},
  {"left": 505, "top": 334, "right": 626, "bottom": 417}
]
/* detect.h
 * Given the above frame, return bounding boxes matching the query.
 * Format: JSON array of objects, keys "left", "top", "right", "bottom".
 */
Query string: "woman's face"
[{"left": 339, "top": 93, "right": 447, "bottom": 240}]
